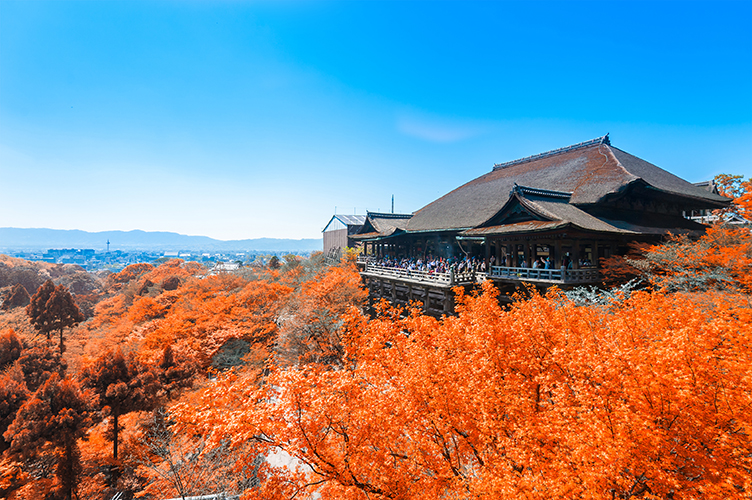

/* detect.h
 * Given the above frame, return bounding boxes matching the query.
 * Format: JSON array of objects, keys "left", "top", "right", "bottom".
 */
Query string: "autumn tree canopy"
[
  {"left": 17, "top": 343, "right": 67, "bottom": 393},
  {"left": 0, "top": 368, "right": 28, "bottom": 454},
  {"left": 1, "top": 284, "right": 31, "bottom": 311},
  {"left": 26, "top": 280, "right": 85, "bottom": 356},
  {"left": 176, "top": 278, "right": 752, "bottom": 500},
  {"left": 0, "top": 329, "right": 23, "bottom": 369},
  {"left": 715, "top": 173, "right": 752, "bottom": 220},
  {"left": 277, "top": 263, "right": 367, "bottom": 367},
  {"left": 80, "top": 348, "right": 160, "bottom": 462},
  {"left": 5, "top": 374, "right": 92, "bottom": 500},
  {"left": 3, "top": 231, "right": 751, "bottom": 499}
]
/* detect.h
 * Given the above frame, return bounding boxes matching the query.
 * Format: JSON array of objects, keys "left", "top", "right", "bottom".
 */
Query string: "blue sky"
[{"left": 1, "top": 0, "right": 750, "bottom": 241}]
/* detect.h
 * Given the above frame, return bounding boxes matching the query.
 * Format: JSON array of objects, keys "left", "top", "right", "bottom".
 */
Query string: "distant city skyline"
[{"left": 1, "top": 1, "right": 750, "bottom": 240}]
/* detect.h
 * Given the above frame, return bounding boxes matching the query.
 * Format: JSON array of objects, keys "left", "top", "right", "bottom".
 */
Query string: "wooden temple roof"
[
  {"left": 459, "top": 184, "right": 707, "bottom": 238},
  {"left": 353, "top": 212, "right": 413, "bottom": 240},
  {"left": 405, "top": 135, "right": 730, "bottom": 233}
]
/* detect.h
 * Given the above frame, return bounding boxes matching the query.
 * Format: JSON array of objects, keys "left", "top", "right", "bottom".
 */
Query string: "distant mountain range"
[{"left": 0, "top": 228, "right": 322, "bottom": 252}]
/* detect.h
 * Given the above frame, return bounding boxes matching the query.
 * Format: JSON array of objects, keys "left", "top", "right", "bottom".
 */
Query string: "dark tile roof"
[
  {"left": 462, "top": 220, "right": 569, "bottom": 236},
  {"left": 608, "top": 148, "right": 728, "bottom": 204},
  {"left": 461, "top": 186, "right": 709, "bottom": 238},
  {"left": 406, "top": 137, "right": 730, "bottom": 233},
  {"left": 352, "top": 212, "right": 413, "bottom": 240},
  {"left": 693, "top": 180, "right": 720, "bottom": 195}
]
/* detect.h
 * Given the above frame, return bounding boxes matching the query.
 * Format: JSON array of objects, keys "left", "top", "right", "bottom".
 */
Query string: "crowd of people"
[
  {"left": 368, "top": 254, "right": 595, "bottom": 273},
  {"left": 371, "top": 255, "right": 487, "bottom": 274}
]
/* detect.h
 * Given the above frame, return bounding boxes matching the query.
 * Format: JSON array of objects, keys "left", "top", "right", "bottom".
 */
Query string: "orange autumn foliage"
[
  {"left": 106, "top": 263, "right": 155, "bottom": 291},
  {"left": 132, "top": 275, "right": 292, "bottom": 366},
  {"left": 714, "top": 173, "right": 752, "bottom": 220},
  {"left": 631, "top": 225, "right": 752, "bottom": 293},
  {"left": 277, "top": 262, "right": 368, "bottom": 367},
  {"left": 74, "top": 267, "right": 289, "bottom": 367},
  {"left": 5, "top": 238, "right": 752, "bottom": 499},
  {"left": 176, "top": 281, "right": 752, "bottom": 500}
]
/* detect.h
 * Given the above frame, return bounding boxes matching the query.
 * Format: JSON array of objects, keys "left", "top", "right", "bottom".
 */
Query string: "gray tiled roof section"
[
  {"left": 334, "top": 215, "right": 367, "bottom": 226},
  {"left": 608, "top": 147, "right": 728, "bottom": 203}
]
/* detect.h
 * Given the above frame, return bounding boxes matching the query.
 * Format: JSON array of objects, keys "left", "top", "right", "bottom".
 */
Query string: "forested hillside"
[{"left": 0, "top": 226, "right": 750, "bottom": 500}]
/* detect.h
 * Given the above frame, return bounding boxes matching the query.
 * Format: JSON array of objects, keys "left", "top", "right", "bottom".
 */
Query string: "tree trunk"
[
  {"left": 59, "top": 327, "right": 65, "bottom": 356},
  {"left": 60, "top": 439, "right": 74, "bottom": 500},
  {"left": 58, "top": 328, "right": 66, "bottom": 377},
  {"left": 111, "top": 410, "right": 122, "bottom": 487},
  {"left": 113, "top": 411, "right": 119, "bottom": 460}
]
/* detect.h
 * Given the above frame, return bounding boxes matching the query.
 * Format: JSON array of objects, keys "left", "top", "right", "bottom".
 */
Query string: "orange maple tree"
[
  {"left": 714, "top": 173, "right": 752, "bottom": 220},
  {"left": 628, "top": 225, "right": 752, "bottom": 293},
  {"left": 174, "top": 276, "right": 752, "bottom": 499},
  {"left": 4, "top": 374, "right": 92, "bottom": 500},
  {"left": 277, "top": 262, "right": 367, "bottom": 367},
  {"left": 26, "top": 280, "right": 85, "bottom": 357},
  {"left": 79, "top": 348, "right": 160, "bottom": 463}
]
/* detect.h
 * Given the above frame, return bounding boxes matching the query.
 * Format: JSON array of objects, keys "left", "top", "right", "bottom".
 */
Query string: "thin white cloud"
[{"left": 396, "top": 114, "right": 487, "bottom": 143}]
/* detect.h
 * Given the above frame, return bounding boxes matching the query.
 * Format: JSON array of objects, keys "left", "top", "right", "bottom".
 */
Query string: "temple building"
[
  {"left": 353, "top": 135, "right": 731, "bottom": 314},
  {"left": 322, "top": 214, "right": 366, "bottom": 255}
]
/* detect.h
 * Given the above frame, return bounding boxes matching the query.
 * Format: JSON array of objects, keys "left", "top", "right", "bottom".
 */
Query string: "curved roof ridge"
[
  {"left": 517, "top": 196, "right": 562, "bottom": 221},
  {"left": 512, "top": 184, "right": 572, "bottom": 199},
  {"left": 606, "top": 145, "right": 731, "bottom": 205},
  {"left": 366, "top": 211, "right": 414, "bottom": 219},
  {"left": 493, "top": 134, "right": 610, "bottom": 171}
]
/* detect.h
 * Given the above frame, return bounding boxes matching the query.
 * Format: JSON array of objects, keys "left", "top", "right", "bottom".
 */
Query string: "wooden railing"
[
  {"left": 362, "top": 263, "right": 599, "bottom": 285},
  {"left": 489, "top": 266, "right": 599, "bottom": 283},
  {"left": 363, "top": 263, "right": 477, "bottom": 286}
]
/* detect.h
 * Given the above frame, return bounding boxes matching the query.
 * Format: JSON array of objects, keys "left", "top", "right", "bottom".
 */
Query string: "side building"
[
  {"left": 322, "top": 214, "right": 366, "bottom": 256},
  {"left": 353, "top": 135, "right": 731, "bottom": 314}
]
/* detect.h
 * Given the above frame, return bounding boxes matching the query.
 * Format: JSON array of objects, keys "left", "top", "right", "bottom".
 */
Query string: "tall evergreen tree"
[
  {"left": 80, "top": 348, "right": 160, "bottom": 462},
  {"left": 27, "top": 280, "right": 85, "bottom": 356},
  {"left": 0, "top": 329, "right": 23, "bottom": 368},
  {"left": 1, "top": 283, "right": 31, "bottom": 310},
  {"left": 5, "top": 374, "right": 91, "bottom": 500}
]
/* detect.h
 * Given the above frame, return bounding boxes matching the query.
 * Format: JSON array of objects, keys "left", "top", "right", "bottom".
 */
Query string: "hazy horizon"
[
  {"left": 2, "top": 1, "right": 750, "bottom": 240},
  {"left": 0, "top": 227, "right": 322, "bottom": 253}
]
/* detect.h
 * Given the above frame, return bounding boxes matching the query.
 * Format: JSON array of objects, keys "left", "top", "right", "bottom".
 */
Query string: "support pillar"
[
  {"left": 526, "top": 242, "right": 532, "bottom": 268},
  {"left": 485, "top": 240, "right": 491, "bottom": 271},
  {"left": 593, "top": 241, "right": 599, "bottom": 267}
]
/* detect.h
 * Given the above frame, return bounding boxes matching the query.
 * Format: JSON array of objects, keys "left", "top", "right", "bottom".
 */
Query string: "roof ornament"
[
  {"left": 493, "top": 134, "right": 612, "bottom": 171},
  {"left": 511, "top": 184, "right": 573, "bottom": 200},
  {"left": 366, "top": 211, "right": 413, "bottom": 219}
]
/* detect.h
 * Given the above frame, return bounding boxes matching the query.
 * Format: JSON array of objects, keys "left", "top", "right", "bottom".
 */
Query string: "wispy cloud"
[{"left": 396, "top": 113, "right": 487, "bottom": 143}]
